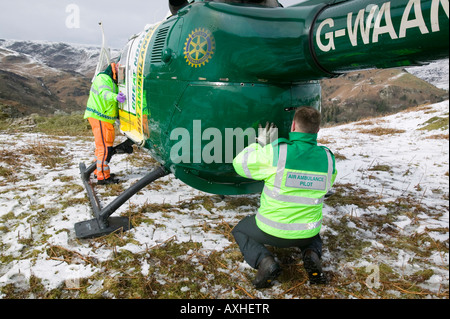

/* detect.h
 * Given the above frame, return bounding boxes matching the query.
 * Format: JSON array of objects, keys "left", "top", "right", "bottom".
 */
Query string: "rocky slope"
[
  {"left": 0, "top": 40, "right": 101, "bottom": 117},
  {"left": 321, "top": 66, "right": 449, "bottom": 124}
]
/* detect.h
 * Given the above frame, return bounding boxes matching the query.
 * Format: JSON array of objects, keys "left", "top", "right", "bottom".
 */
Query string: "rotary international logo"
[{"left": 184, "top": 28, "right": 215, "bottom": 68}]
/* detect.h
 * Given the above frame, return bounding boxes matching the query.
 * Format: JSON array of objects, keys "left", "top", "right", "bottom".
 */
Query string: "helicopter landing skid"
[
  {"left": 75, "top": 161, "right": 170, "bottom": 239},
  {"left": 74, "top": 215, "right": 132, "bottom": 240}
]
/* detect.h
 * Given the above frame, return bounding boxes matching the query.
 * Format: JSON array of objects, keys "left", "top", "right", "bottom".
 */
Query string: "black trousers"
[{"left": 231, "top": 214, "right": 323, "bottom": 269}]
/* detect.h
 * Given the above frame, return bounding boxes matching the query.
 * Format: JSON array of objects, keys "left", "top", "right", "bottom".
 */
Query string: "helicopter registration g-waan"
[{"left": 75, "top": 0, "right": 449, "bottom": 239}]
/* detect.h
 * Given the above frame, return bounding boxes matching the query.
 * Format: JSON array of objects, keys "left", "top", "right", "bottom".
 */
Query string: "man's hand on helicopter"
[
  {"left": 117, "top": 92, "right": 127, "bottom": 103},
  {"left": 257, "top": 122, "right": 278, "bottom": 147}
]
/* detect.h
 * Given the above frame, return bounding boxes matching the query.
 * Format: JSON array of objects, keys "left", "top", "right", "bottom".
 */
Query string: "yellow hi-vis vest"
[
  {"left": 84, "top": 74, "right": 119, "bottom": 124},
  {"left": 233, "top": 132, "right": 337, "bottom": 239}
]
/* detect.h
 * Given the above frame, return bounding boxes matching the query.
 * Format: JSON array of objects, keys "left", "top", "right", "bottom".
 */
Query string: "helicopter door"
[
  {"left": 118, "top": 37, "right": 142, "bottom": 144},
  {"left": 118, "top": 32, "right": 147, "bottom": 145},
  {"left": 118, "top": 24, "right": 161, "bottom": 146},
  {"left": 118, "top": 35, "right": 145, "bottom": 145}
]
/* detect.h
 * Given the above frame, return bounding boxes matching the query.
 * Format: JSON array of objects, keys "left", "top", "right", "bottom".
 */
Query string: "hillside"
[
  {"left": 0, "top": 40, "right": 95, "bottom": 117},
  {"left": 0, "top": 40, "right": 101, "bottom": 76},
  {"left": 0, "top": 98, "right": 448, "bottom": 299},
  {"left": 321, "top": 67, "right": 448, "bottom": 124},
  {"left": 0, "top": 39, "right": 121, "bottom": 118},
  {"left": 0, "top": 39, "right": 448, "bottom": 122}
]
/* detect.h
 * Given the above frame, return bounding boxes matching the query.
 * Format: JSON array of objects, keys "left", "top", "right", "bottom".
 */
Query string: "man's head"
[
  {"left": 291, "top": 106, "right": 321, "bottom": 134},
  {"left": 101, "top": 63, "right": 119, "bottom": 83}
]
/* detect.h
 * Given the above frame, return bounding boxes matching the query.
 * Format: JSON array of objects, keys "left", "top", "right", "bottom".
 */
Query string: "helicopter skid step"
[
  {"left": 75, "top": 217, "right": 132, "bottom": 240},
  {"left": 76, "top": 160, "right": 169, "bottom": 239}
]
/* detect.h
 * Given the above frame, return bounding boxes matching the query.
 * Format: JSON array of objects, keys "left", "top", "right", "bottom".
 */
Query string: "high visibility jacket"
[
  {"left": 84, "top": 74, "right": 119, "bottom": 124},
  {"left": 233, "top": 132, "right": 337, "bottom": 239}
]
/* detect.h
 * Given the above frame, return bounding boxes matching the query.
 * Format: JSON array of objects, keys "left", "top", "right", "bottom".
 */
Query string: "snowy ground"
[
  {"left": 319, "top": 100, "right": 449, "bottom": 295},
  {"left": 0, "top": 96, "right": 448, "bottom": 299}
]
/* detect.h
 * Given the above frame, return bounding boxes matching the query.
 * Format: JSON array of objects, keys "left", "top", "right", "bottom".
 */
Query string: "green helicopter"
[{"left": 75, "top": 0, "right": 449, "bottom": 239}]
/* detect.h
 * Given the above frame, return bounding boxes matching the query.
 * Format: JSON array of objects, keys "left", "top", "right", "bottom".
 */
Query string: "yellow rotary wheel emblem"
[{"left": 184, "top": 28, "right": 215, "bottom": 68}]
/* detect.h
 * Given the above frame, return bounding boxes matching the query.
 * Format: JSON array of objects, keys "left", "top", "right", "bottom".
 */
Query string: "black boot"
[
  {"left": 302, "top": 249, "right": 327, "bottom": 284},
  {"left": 97, "top": 176, "right": 120, "bottom": 185},
  {"left": 252, "top": 256, "right": 281, "bottom": 289}
]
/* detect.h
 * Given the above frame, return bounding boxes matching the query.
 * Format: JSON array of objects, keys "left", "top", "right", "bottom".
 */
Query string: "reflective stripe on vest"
[
  {"left": 256, "top": 211, "right": 323, "bottom": 231},
  {"left": 99, "top": 85, "right": 114, "bottom": 91},
  {"left": 91, "top": 87, "right": 99, "bottom": 95},
  {"left": 242, "top": 147, "right": 256, "bottom": 179},
  {"left": 263, "top": 144, "right": 333, "bottom": 206},
  {"left": 86, "top": 107, "right": 118, "bottom": 121}
]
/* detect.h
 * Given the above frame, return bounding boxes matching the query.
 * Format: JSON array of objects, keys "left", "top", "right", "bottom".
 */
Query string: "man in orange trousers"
[{"left": 84, "top": 63, "right": 127, "bottom": 185}]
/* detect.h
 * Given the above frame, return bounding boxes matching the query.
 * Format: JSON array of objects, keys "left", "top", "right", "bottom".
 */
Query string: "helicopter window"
[
  {"left": 118, "top": 65, "right": 126, "bottom": 85},
  {"left": 118, "top": 43, "right": 131, "bottom": 85},
  {"left": 119, "top": 43, "right": 130, "bottom": 67}
]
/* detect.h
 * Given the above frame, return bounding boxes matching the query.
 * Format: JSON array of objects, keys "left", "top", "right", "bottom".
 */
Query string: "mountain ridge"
[{"left": 0, "top": 39, "right": 448, "bottom": 122}]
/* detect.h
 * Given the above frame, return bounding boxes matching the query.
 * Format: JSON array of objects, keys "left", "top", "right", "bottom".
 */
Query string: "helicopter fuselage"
[{"left": 116, "top": 0, "right": 449, "bottom": 195}]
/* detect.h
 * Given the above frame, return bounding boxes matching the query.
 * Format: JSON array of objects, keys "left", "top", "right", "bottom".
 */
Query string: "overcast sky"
[{"left": 0, "top": 0, "right": 301, "bottom": 49}]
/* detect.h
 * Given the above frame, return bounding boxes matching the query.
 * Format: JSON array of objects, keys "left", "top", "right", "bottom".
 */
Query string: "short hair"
[{"left": 293, "top": 106, "right": 321, "bottom": 134}]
